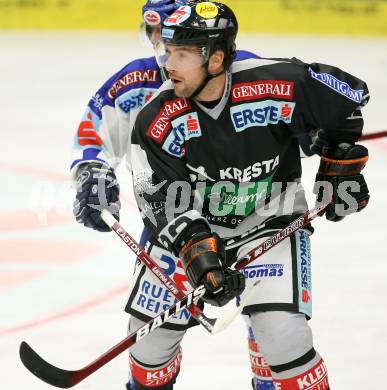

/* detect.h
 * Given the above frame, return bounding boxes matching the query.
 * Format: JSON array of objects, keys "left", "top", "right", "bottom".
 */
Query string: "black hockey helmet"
[{"left": 160, "top": 1, "right": 238, "bottom": 70}]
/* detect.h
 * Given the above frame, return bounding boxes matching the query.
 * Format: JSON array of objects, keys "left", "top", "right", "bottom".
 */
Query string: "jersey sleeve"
[
  {"left": 296, "top": 60, "right": 369, "bottom": 146},
  {"left": 131, "top": 92, "right": 209, "bottom": 251},
  {"left": 70, "top": 58, "right": 160, "bottom": 180}
]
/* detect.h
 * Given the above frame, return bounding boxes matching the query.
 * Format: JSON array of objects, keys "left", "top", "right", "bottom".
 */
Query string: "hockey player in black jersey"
[{"left": 129, "top": 1, "right": 369, "bottom": 389}]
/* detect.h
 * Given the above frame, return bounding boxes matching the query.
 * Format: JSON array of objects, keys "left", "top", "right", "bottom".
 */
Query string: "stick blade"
[{"left": 19, "top": 341, "right": 75, "bottom": 388}]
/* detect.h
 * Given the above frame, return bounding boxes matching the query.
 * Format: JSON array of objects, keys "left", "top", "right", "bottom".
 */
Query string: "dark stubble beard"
[{"left": 174, "top": 69, "right": 207, "bottom": 98}]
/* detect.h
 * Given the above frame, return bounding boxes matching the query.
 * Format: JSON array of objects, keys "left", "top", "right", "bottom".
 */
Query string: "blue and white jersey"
[{"left": 71, "top": 51, "right": 258, "bottom": 177}]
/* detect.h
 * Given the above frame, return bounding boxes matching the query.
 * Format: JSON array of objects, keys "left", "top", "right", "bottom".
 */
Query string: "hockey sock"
[
  {"left": 270, "top": 350, "right": 329, "bottom": 390},
  {"left": 129, "top": 348, "right": 182, "bottom": 389},
  {"left": 247, "top": 327, "right": 275, "bottom": 390}
]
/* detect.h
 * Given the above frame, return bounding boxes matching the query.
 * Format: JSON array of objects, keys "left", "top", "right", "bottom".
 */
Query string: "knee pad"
[
  {"left": 129, "top": 348, "right": 182, "bottom": 388},
  {"left": 249, "top": 311, "right": 313, "bottom": 368}
]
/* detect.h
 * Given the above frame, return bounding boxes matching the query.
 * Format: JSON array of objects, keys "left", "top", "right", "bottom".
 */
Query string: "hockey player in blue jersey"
[
  {"left": 71, "top": 1, "right": 271, "bottom": 389},
  {"left": 71, "top": 1, "right": 258, "bottom": 184}
]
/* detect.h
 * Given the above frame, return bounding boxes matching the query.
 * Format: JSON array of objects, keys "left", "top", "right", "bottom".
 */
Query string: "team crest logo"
[{"left": 143, "top": 10, "right": 161, "bottom": 25}]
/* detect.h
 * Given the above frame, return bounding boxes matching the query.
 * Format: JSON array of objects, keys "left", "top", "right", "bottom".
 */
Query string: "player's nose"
[{"left": 165, "top": 56, "right": 176, "bottom": 72}]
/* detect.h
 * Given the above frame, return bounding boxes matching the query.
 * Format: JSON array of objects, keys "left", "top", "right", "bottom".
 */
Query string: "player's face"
[
  {"left": 145, "top": 24, "right": 162, "bottom": 47},
  {"left": 164, "top": 45, "right": 207, "bottom": 97}
]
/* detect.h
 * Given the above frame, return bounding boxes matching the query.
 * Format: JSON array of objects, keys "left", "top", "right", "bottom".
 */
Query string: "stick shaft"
[
  {"left": 19, "top": 287, "right": 205, "bottom": 388},
  {"left": 234, "top": 204, "right": 326, "bottom": 270},
  {"left": 360, "top": 130, "right": 387, "bottom": 141},
  {"left": 104, "top": 215, "right": 213, "bottom": 332},
  {"left": 71, "top": 285, "right": 205, "bottom": 385}
]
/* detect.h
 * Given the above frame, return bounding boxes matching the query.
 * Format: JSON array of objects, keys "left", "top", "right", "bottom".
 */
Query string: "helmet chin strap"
[
  {"left": 160, "top": 67, "right": 169, "bottom": 82},
  {"left": 189, "top": 63, "right": 225, "bottom": 100}
]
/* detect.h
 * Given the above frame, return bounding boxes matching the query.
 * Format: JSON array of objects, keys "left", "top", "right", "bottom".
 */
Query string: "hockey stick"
[
  {"left": 99, "top": 210, "right": 259, "bottom": 335},
  {"left": 233, "top": 202, "right": 327, "bottom": 270},
  {"left": 19, "top": 204, "right": 326, "bottom": 388},
  {"left": 18, "top": 214, "right": 260, "bottom": 388},
  {"left": 19, "top": 281, "right": 255, "bottom": 389},
  {"left": 19, "top": 285, "right": 206, "bottom": 389},
  {"left": 360, "top": 130, "right": 387, "bottom": 141}
]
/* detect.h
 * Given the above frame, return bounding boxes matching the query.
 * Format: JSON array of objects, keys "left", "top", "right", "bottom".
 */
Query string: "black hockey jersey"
[{"left": 131, "top": 57, "right": 369, "bottom": 251}]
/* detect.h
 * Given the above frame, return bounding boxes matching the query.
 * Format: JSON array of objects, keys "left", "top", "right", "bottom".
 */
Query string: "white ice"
[{"left": 0, "top": 31, "right": 386, "bottom": 390}]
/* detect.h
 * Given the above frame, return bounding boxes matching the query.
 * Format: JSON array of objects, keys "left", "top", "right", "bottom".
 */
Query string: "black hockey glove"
[
  {"left": 178, "top": 231, "right": 245, "bottom": 307},
  {"left": 310, "top": 129, "right": 330, "bottom": 156},
  {"left": 314, "top": 143, "right": 369, "bottom": 222},
  {"left": 73, "top": 163, "right": 120, "bottom": 232}
]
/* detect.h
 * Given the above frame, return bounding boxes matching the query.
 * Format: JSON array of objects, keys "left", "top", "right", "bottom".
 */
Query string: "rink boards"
[{"left": 1, "top": 0, "right": 387, "bottom": 36}]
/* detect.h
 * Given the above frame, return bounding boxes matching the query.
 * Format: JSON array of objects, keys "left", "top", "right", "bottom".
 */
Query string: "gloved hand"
[
  {"left": 314, "top": 143, "right": 369, "bottom": 221},
  {"left": 179, "top": 231, "right": 245, "bottom": 307},
  {"left": 310, "top": 129, "right": 330, "bottom": 156},
  {"left": 73, "top": 163, "right": 120, "bottom": 231}
]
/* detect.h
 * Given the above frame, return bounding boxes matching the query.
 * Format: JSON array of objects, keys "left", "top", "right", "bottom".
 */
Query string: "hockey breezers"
[{"left": 19, "top": 203, "right": 326, "bottom": 388}]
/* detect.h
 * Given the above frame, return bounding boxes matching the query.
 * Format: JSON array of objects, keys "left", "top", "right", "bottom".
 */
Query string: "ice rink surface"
[{"left": 1, "top": 31, "right": 386, "bottom": 389}]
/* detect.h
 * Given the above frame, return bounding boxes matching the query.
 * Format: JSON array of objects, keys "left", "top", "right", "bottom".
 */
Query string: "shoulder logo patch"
[
  {"left": 308, "top": 68, "right": 364, "bottom": 103},
  {"left": 146, "top": 98, "right": 192, "bottom": 143},
  {"left": 161, "top": 112, "right": 202, "bottom": 157}
]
